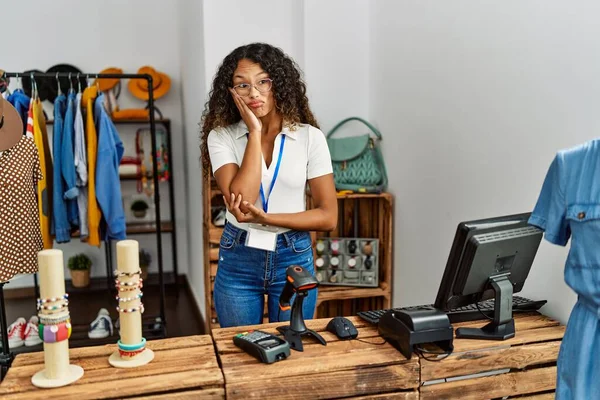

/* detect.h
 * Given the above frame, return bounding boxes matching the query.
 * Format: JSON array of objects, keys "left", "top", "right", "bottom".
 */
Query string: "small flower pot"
[
  {"left": 133, "top": 209, "right": 147, "bottom": 219},
  {"left": 70, "top": 269, "right": 90, "bottom": 288}
]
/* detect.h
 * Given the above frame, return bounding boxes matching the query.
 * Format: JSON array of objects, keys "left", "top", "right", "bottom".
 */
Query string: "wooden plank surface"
[
  {"left": 350, "top": 392, "right": 418, "bottom": 400},
  {"left": 420, "top": 366, "right": 557, "bottom": 400},
  {"left": 0, "top": 336, "right": 224, "bottom": 399},
  {"left": 421, "top": 340, "right": 561, "bottom": 381},
  {"left": 418, "top": 312, "right": 563, "bottom": 399},
  {"left": 214, "top": 316, "right": 418, "bottom": 399}
]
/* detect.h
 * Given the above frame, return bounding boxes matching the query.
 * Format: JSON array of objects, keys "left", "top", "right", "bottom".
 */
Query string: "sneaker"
[
  {"left": 88, "top": 308, "right": 114, "bottom": 339},
  {"left": 7, "top": 317, "right": 26, "bottom": 348},
  {"left": 24, "top": 316, "right": 42, "bottom": 347},
  {"left": 213, "top": 208, "right": 226, "bottom": 227}
]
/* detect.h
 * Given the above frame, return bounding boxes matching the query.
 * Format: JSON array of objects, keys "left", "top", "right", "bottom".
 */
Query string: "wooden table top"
[
  {"left": 0, "top": 335, "right": 224, "bottom": 400},
  {"left": 212, "top": 316, "right": 420, "bottom": 399},
  {"left": 213, "top": 312, "right": 565, "bottom": 400},
  {"left": 419, "top": 312, "right": 565, "bottom": 400}
]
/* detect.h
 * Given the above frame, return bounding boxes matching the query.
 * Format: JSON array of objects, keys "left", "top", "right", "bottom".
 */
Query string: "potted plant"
[
  {"left": 67, "top": 254, "right": 92, "bottom": 288},
  {"left": 139, "top": 249, "right": 151, "bottom": 280},
  {"left": 131, "top": 199, "right": 149, "bottom": 219}
]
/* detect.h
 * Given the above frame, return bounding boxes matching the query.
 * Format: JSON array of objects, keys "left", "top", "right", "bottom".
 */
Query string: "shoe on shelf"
[
  {"left": 7, "top": 317, "right": 26, "bottom": 348},
  {"left": 213, "top": 207, "right": 226, "bottom": 227},
  {"left": 88, "top": 308, "right": 114, "bottom": 339},
  {"left": 24, "top": 316, "right": 42, "bottom": 347}
]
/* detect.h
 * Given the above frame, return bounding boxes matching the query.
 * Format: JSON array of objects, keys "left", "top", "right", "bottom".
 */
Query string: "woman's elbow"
[{"left": 323, "top": 213, "right": 338, "bottom": 232}]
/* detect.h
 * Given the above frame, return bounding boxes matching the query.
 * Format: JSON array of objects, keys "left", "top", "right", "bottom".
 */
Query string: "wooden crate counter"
[
  {"left": 419, "top": 312, "right": 565, "bottom": 399},
  {"left": 212, "top": 316, "right": 419, "bottom": 399},
  {"left": 0, "top": 336, "right": 224, "bottom": 399}
]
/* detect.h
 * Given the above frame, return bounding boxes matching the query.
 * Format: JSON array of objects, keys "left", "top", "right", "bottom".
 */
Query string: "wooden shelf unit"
[
  {"left": 202, "top": 172, "right": 394, "bottom": 331},
  {"left": 309, "top": 192, "right": 394, "bottom": 318}
]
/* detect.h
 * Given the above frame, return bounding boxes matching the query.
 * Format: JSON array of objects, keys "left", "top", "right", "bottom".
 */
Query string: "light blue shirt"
[
  {"left": 94, "top": 94, "right": 126, "bottom": 241},
  {"left": 529, "top": 138, "right": 600, "bottom": 399}
]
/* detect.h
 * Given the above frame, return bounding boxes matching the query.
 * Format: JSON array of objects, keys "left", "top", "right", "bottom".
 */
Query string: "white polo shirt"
[{"left": 207, "top": 120, "right": 333, "bottom": 231}]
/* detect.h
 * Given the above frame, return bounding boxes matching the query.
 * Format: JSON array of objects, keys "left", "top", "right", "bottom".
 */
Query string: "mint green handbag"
[{"left": 326, "top": 117, "right": 388, "bottom": 193}]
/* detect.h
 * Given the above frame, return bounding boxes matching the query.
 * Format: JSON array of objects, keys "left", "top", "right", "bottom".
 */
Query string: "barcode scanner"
[{"left": 277, "top": 266, "right": 326, "bottom": 351}]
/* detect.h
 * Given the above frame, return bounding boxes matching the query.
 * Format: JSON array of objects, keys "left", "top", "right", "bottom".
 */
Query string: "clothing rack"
[{"left": 1, "top": 72, "right": 168, "bottom": 376}]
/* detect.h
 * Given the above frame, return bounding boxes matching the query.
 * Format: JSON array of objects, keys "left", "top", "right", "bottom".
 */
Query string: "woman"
[
  {"left": 200, "top": 43, "right": 338, "bottom": 328},
  {"left": 529, "top": 140, "right": 600, "bottom": 399}
]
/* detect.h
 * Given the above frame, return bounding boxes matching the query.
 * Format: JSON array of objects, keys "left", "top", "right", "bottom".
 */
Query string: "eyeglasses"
[{"left": 232, "top": 79, "right": 273, "bottom": 96}]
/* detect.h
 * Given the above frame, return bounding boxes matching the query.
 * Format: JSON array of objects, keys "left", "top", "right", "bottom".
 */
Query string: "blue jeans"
[{"left": 213, "top": 222, "right": 317, "bottom": 328}]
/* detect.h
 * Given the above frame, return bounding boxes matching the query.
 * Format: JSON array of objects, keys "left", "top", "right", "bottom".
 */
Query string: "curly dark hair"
[{"left": 200, "top": 43, "right": 319, "bottom": 176}]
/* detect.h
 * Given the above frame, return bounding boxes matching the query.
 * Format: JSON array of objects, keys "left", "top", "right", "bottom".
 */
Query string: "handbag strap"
[{"left": 326, "top": 117, "right": 383, "bottom": 140}]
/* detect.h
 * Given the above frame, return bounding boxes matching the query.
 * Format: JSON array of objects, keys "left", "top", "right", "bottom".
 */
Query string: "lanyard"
[{"left": 249, "top": 134, "right": 286, "bottom": 213}]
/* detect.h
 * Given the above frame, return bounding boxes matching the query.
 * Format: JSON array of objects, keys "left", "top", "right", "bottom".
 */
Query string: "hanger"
[
  {"left": 30, "top": 72, "right": 38, "bottom": 101},
  {"left": 68, "top": 72, "right": 74, "bottom": 94},
  {"left": 77, "top": 73, "right": 82, "bottom": 93},
  {"left": 56, "top": 73, "right": 62, "bottom": 97}
]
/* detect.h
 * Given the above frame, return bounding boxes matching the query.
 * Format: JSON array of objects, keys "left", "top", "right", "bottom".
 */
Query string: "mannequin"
[
  {"left": 0, "top": 96, "right": 22, "bottom": 151},
  {"left": 0, "top": 95, "right": 43, "bottom": 283}
]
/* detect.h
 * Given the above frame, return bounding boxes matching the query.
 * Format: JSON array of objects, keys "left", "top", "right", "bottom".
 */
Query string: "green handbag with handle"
[{"left": 326, "top": 117, "right": 388, "bottom": 193}]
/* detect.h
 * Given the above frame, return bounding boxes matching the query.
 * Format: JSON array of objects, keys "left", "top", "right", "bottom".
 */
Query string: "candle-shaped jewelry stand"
[
  {"left": 31, "top": 250, "right": 84, "bottom": 388},
  {"left": 109, "top": 240, "right": 154, "bottom": 368}
]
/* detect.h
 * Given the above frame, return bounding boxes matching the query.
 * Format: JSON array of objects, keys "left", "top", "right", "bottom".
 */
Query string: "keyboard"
[{"left": 357, "top": 296, "right": 547, "bottom": 325}]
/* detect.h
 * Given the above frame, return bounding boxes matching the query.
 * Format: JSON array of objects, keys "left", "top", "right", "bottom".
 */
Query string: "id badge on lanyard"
[{"left": 245, "top": 135, "right": 286, "bottom": 252}]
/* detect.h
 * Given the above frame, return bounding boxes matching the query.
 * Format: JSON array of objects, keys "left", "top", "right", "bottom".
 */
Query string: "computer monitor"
[{"left": 433, "top": 212, "right": 543, "bottom": 340}]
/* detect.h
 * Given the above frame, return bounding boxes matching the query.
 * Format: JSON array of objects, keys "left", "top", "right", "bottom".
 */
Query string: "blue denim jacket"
[
  {"left": 6, "top": 89, "right": 30, "bottom": 130},
  {"left": 52, "top": 94, "right": 71, "bottom": 242},
  {"left": 529, "top": 138, "right": 600, "bottom": 399},
  {"left": 62, "top": 92, "right": 79, "bottom": 228},
  {"left": 94, "top": 94, "right": 126, "bottom": 240}
]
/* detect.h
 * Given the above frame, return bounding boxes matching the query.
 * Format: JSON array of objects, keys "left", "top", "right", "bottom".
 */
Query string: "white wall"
[
  {"left": 3, "top": 0, "right": 189, "bottom": 288},
  {"left": 368, "top": 0, "right": 600, "bottom": 323},
  {"left": 178, "top": 0, "right": 206, "bottom": 319}
]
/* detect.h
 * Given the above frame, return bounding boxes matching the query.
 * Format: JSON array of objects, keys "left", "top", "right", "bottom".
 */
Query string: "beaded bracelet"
[
  {"left": 37, "top": 301, "right": 69, "bottom": 311},
  {"left": 114, "top": 269, "right": 142, "bottom": 277},
  {"left": 39, "top": 320, "right": 72, "bottom": 343},
  {"left": 118, "top": 347, "right": 146, "bottom": 358},
  {"left": 118, "top": 337, "right": 146, "bottom": 352},
  {"left": 116, "top": 303, "right": 145, "bottom": 313},
  {"left": 116, "top": 293, "right": 143, "bottom": 302},
  {"left": 115, "top": 278, "right": 143, "bottom": 287},
  {"left": 37, "top": 293, "right": 69, "bottom": 306}
]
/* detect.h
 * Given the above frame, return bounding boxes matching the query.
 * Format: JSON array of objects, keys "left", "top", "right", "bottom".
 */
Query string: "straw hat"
[
  {"left": 95, "top": 67, "right": 123, "bottom": 92},
  {"left": 0, "top": 96, "right": 23, "bottom": 150},
  {"left": 128, "top": 66, "right": 171, "bottom": 101}
]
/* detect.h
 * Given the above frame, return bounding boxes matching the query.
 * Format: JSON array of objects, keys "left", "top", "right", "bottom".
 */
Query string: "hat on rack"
[
  {"left": 46, "top": 64, "right": 87, "bottom": 102},
  {"left": 22, "top": 69, "right": 51, "bottom": 101},
  {"left": 128, "top": 66, "right": 171, "bottom": 101},
  {"left": 0, "top": 96, "right": 24, "bottom": 150},
  {"left": 0, "top": 69, "right": 9, "bottom": 94},
  {"left": 95, "top": 67, "right": 123, "bottom": 92}
]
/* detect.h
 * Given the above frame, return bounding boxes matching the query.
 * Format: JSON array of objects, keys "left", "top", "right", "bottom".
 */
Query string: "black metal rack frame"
[{"left": 0, "top": 71, "right": 174, "bottom": 377}]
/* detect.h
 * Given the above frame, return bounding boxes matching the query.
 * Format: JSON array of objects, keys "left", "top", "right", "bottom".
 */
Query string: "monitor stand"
[{"left": 455, "top": 273, "right": 516, "bottom": 340}]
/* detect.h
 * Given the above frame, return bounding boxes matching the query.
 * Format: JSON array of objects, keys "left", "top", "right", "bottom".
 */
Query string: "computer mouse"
[{"left": 326, "top": 317, "right": 358, "bottom": 340}]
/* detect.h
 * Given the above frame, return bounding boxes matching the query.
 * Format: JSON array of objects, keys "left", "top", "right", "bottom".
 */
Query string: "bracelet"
[
  {"left": 39, "top": 313, "right": 71, "bottom": 325},
  {"left": 116, "top": 303, "right": 145, "bottom": 313},
  {"left": 37, "top": 293, "right": 69, "bottom": 305},
  {"left": 39, "top": 320, "right": 72, "bottom": 343},
  {"left": 118, "top": 347, "right": 146, "bottom": 358},
  {"left": 114, "top": 269, "right": 141, "bottom": 277},
  {"left": 115, "top": 278, "right": 143, "bottom": 287},
  {"left": 118, "top": 338, "right": 146, "bottom": 352},
  {"left": 37, "top": 301, "right": 69, "bottom": 311},
  {"left": 116, "top": 293, "right": 143, "bottom": 302}
]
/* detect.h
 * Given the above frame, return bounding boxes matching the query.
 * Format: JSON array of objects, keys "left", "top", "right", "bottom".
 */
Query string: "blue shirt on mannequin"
[{"left": 529, "top": 138, "right": 600, "bottom": 399}]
